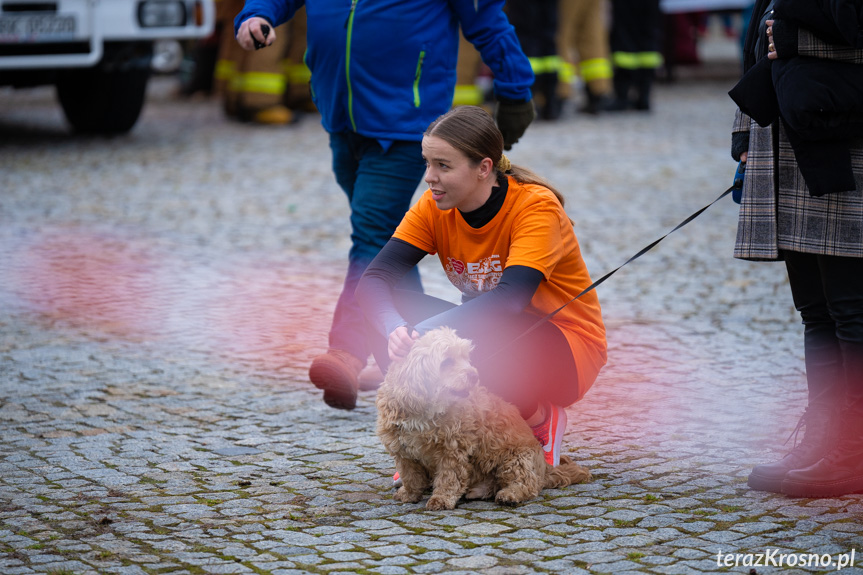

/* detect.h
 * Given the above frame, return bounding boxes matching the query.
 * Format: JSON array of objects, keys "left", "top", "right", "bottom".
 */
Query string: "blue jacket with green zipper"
[{"left": 234, "top": 0, "right": 534, "bottom": 142}]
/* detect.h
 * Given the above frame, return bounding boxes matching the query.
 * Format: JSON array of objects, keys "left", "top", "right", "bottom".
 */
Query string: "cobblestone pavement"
[{"left": 1, "top": 72, "right": 862, "bottom": 575}]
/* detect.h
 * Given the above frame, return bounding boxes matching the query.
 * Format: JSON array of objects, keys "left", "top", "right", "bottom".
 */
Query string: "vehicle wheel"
[{"left": 56, "top": 58, "right": 151, "bottom": 134}]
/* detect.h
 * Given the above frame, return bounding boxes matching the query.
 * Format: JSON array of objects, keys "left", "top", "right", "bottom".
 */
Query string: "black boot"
[
  {"left": 632, "top": 68, "right": 654, "bottom": 111},
  {"left": 534, "top": 72, "right": 561, "bottom": 120},
  {"left": 781, "top": 412, "right": 863, "bottom": 497},
  {"left": 606, "top": 68, "right": 633, "bottom": 112},
  {"left": 578, "top": 85, "right": 614, "bottom": 115},
  {"left": 747, "top": 404, "right": 839, "bottom": 493}
]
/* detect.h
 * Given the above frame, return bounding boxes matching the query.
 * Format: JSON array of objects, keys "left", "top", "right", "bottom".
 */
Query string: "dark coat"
[
  {"left": 732, "top": 21, "right": 863, "bottom": 260},
  {"left": 774, "top": 0, "right": 863, "bottom": 48},
  {"left": 729, "top": 0, "right": 863, "bottom": 196}
]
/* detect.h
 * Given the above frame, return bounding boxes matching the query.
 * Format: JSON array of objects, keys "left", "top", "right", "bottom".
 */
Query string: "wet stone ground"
[{"left": 1, "top": 76, "right": 861, "bottom": 575}]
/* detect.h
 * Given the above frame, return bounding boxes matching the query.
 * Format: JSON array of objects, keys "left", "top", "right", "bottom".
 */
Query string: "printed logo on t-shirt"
[
  {"left": 445, "top": 254, "right": 502, "bottom": 297},
  {"left": 447, "top": 257, "right": 465, "bottom": 275}
]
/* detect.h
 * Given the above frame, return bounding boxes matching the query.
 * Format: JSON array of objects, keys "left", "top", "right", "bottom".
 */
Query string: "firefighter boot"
[
  {"left": 632, "top": 68, "right": 654, "bottom": 111},
  {"left": 535, "top": 72, "right": 562, "bottom": 121},
  {"left": 578, "top": 84, "right": 614, "bottom": 115},
  {"left": 607, "top": 68, "right": 634, "bottom": 111}
]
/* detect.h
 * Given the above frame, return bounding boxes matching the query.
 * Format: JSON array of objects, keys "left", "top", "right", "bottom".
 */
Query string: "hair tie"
[{"left": 496, "top": 154, "right": 512, "bottom": 173}]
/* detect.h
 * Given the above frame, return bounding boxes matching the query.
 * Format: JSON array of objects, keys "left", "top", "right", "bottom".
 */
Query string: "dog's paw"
[
  {"left": 465, "top": 478, "right": 495, "bottom": 500},
  {"left": 494, "top": 488, "right": 527, "bottom": 506},
  {"left": 425, "top": 495, "right": 456, "bottom": 510},
  {"left": 393, "top": 487, "right": 423, "bottom": 504}
]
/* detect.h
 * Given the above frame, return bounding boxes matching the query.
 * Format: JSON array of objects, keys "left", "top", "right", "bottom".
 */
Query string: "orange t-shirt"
[{"left": 393, "top": 176, "right": 607, "bottom": 399}]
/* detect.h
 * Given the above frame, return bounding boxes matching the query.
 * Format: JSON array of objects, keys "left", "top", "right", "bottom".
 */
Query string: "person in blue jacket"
[{"left": 234, "top": 0, "right": 537, "bottom": 410}]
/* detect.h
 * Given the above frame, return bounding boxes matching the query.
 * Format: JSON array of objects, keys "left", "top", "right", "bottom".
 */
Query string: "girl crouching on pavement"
[{"left": 355, "top": 105, "right": 607, "bottom": 468}]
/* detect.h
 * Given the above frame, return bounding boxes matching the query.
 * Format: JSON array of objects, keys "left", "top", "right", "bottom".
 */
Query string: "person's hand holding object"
[{"left": 236, "top": 17, "right": 276, "bottom": 51}]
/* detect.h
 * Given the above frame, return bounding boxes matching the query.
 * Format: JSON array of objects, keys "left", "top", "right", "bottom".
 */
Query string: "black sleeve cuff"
[
  {"left": 496, "top": 96, "right": 532, "bottom": 105},
  {"left": 772, "top": 19, "right": 799, "bottom": 59},
  {"left": 731, "top": 131, "right": 750, "bottom": 162}
]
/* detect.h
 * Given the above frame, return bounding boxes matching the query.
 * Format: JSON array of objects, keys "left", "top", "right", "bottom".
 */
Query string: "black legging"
[
  {"left": 784, "top": 250, "right": 863, "bottom": 414},
  {"left": 369, "top": 289, "right": 580, "bottom": 418}
]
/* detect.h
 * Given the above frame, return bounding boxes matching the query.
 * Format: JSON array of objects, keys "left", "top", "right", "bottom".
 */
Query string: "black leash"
[{"left": 482, "top": 184, "right": 736, "bottom": 361}]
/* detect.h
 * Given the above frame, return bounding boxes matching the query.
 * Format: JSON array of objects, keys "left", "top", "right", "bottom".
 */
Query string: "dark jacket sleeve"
[
  {"left": 355, "top": 238, "right": 428, "bottom": 339},
  {"left": 414, "top": 265, "right": 544, "bottom": 335},
  {"left": 451, "top": 0, "right": 534, "bottom": 101}
]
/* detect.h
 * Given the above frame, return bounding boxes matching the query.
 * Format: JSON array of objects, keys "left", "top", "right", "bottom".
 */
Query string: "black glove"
[
  {"left": 731, "top": 131, "right": 749, "bottom": 162},
  {"left": 495, "top": 98, "right": 536, "bottom": 151}
]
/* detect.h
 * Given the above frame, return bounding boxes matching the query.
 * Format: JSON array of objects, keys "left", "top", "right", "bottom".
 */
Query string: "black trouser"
[
  {"left": 507, "top": 0, "right": 561, "bottom": 121},
  {"left": 784, "top": 250, "right": 863, "bottom": 414},
  {"left": 369, "top": 290, "right": 580, "bottom": 418}
]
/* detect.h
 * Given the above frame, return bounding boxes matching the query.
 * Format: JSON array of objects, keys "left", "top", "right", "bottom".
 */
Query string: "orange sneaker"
[
  {"left": 308, "top": 349, "right": 363, "bottom": 410},
  {"left": 530, "top": 404, "right": 567, "bottom": 466}
]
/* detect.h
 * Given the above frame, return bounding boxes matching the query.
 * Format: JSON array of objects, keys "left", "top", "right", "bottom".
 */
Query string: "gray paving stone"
[
  {"left": 537, "top": 559, "right": 591, "bottom": 574},
  {"left": 609, "top": 534, "right": 659, "bottom": 547},
  {"left": 369, "top": 566, "right": 410, "bottom": 575},
  {"left": 446, "top": 554, "right": 498, "bottom": 569},
  {"left": 565, "top": 529, "right": 607, "bottom": 542},
  {"left": 699, "top": 530, "right": 749, "bottom": 543},
  {"left": 371, "top": 544, "right": 416, "bottom": 558},
  {"left": 456, "top": 523, "right": 511, "bottom": 536},
  {"left": 322, "top": 550, "right": 371, "bottom": 562},
  {"left": 498, "top": 538, "right": 550, "bottom": 550},
  {"left": 412, "top": 561, "right": 448, "bottom": 574}
]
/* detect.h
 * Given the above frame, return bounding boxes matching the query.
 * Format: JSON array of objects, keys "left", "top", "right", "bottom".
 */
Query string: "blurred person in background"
[
  {"left": 607, "top": 0, "right": 662, "bottom": 112},
  {"left": 506, "top": 0, "right": 562, "bottom": 120},
  {"left": 218, "top": 0, "right": 311, "bottom": 124},
  {"left": 178, "top": 0, "right": 223, "bottom": 97},
  {"left": 452, "top": 33, "right": 491, "bottom": 109},
  {"left": 234, "top": 0, "right": 536, "bottom": 410},
  {"left": 730, "top": 0, "right": 863, "bottom": 498},
  {"left": 557, "top": 0, "right": 615, "bottom": 115}
]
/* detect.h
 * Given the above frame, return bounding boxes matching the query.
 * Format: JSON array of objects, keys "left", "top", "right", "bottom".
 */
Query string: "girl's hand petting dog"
[{"left": 388, "top": 325, "right": 420, "bottom": 362}]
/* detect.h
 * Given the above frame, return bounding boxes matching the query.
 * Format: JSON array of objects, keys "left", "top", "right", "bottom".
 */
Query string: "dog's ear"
[
  {"left": 389, "top": 327, "right": 478, "bottom": 399},
  {"left": 411, "top": 342, "right": 448, "bottom": 396},
  {"left": 379, "top": 341, "right": 440, "bottom": 413}
]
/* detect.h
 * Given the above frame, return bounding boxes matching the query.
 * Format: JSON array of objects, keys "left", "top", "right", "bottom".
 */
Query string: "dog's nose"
[{"left": 467, "top": 369, "right": 479, "bottom": 386}]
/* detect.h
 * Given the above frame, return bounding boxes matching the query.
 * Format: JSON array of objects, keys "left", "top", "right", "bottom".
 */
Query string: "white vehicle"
[{"left": 0, "top": 0, "right": 215, "bottom": 133}]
